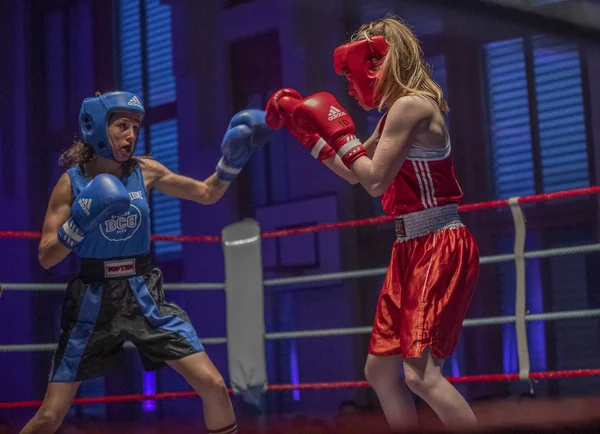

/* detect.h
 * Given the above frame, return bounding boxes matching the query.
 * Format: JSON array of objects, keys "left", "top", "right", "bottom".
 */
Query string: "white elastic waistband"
[{"left": 395, "top": 204, "right": 463, "bottom": 242}]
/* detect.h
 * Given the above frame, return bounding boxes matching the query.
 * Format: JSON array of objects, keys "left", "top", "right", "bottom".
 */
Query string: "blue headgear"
[{"left": 79, "top": 91, "right": 145, "bottom": 160}]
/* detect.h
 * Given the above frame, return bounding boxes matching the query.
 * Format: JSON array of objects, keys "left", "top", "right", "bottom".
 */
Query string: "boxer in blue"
[{"left": 20, "top": 91, "right": 269, "bottom": 434}]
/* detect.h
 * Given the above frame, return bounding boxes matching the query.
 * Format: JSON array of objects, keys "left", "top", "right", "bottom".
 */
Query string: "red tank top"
[{"left": 378, "top": 112, "right": 463, "bottom": 217}]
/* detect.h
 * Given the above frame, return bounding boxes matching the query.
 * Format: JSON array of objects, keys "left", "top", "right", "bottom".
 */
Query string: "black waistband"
[{"left": 78, "top": 254, "right": 152, "bottom": 280}]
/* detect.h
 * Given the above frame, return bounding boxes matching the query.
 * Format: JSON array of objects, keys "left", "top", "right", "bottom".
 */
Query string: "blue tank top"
[{"left": 67, "top": 164, "right": 151, "bottom": 259}]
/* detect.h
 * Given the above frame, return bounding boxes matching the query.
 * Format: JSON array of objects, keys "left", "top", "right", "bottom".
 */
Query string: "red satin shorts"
[{"left": 369, "top": 225, "right": 480, "bottom": 359}]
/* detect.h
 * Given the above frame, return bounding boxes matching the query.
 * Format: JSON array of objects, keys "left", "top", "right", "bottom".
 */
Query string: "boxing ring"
[{"left": 3, "top": 186, "right": 600, "bottom": 432}]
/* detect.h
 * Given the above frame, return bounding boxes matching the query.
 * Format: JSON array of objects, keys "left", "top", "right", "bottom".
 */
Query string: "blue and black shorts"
[{"left": 49, "top": 268, "right": 204, "bottom": 382}]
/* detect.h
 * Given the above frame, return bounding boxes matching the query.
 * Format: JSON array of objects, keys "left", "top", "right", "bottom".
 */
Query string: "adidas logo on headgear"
[
  {"left": 328, "top": 105, "right": 346, "bottom": 121},
  {"left": 128, "top": 96, "right": 143, "bottom": 109}
]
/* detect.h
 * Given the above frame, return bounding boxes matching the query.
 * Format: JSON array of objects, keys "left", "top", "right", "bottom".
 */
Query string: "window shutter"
[
  {"left": 532, "top": 35, "right": 589, "bottom": 192},
  {"left": 145, "top": 0, "right": 176, "bottom": 107},
  {"left": 119, "top": 0, "right": 143, "bottom": 97},
  {"left": 483, "top": 38, "right": 536, "bottom": 199},
  {"left": 150, "top": 120, "right": 182, "bottom": 256}
]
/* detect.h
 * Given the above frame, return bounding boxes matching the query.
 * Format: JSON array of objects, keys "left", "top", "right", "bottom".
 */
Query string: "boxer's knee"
[
  {"left": 37, "top": 408, "right": 64, "bottom": 428},
  {"left": 22, "top": 406, "right": 67, "bottom": 433},
  {"left": 403, "top": 349, "right": 445, "bottom": 398},
  {"left": 364, "top": 354, "right": 403, "bottom": 389}
]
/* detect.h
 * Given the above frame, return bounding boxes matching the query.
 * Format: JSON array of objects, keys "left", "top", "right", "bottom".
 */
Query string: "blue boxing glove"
[
  {"left": 58, "top": 174, "right": 131, "bottom": 249},
  {"left": 216, "top": 109, "right": 272, "bottom": 182}
]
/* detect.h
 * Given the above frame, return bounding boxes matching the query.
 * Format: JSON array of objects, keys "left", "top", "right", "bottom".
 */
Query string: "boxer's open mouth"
[{"left": 122, "top": 145, "right": 132, "bottom": 153}]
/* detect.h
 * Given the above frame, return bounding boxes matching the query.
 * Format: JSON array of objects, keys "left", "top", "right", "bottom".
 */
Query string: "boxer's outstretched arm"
[
  {"left": 39, "top": 173, "right": 75, "bottom": 269},
  {"left": 142, "top": 159, "right": 230, "bottom": 205}
]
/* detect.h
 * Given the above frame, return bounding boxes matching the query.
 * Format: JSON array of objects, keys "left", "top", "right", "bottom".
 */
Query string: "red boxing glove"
[
  {"left": 265, "top": 88, "right": 335, "bottom": 162},
  {"left": 290, "top": 92, "right": 367, "bottom": 168}
]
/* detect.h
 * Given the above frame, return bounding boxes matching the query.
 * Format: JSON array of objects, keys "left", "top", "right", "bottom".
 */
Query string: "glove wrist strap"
[
  {"left": 57, "top": 218, "right": 84, "bottom": 249},
  {"left": 216, "top": 157, "right": 242, "bottom": 182},
  {"left": 310, "top": 137, "right": 336, "bottom": 162},
  {"left": 309, "top": 138, "right": 327, "bottom": 159},
  {"left": 334, "top": 135, "right": 367, "bottom": 168}
]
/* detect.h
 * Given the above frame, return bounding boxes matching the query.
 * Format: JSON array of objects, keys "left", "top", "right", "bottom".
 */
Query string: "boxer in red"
[{"left": 265, "top": 16, "right": 479, "bottom": 432}]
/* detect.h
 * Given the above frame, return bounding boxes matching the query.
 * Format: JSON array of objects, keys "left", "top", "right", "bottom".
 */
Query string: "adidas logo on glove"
[
  {"left": 328, "top": 105, "right": 346, "bottom": 121},
  {"left": 79, "top": 198, "right": 92, "bottom": 216}
]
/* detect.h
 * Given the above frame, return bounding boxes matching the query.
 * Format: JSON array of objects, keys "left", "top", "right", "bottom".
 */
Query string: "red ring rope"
[
  {"left": 0, "top": 231, "right": 220, "bottom": 242},
  {"left": 1, "top": 186, "right": 599, "bottom": 242},
  {"left": 199, "top": 185, "right": 600, "bottom": 238},
  {"left": 1, "top": 368, "right": 599, "bottom": 409}
]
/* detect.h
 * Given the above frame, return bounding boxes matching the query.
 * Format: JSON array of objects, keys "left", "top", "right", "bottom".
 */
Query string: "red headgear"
[{"left": 333, "top": 35, "right": 389, "bottom": 108}]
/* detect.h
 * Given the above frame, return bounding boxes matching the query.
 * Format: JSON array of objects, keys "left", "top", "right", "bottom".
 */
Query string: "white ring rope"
[
  {"left": 0, "top": 337, "right": 228, "bottom": 353},
  {"left": 3, "top": 309, "right": 600, "bottom": 352},
  {"left": 265, "top": 308, "right": 600, "bottom": 339},
  {"left": 4, "top": 243, "right": 600, "bottom": 292}
]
